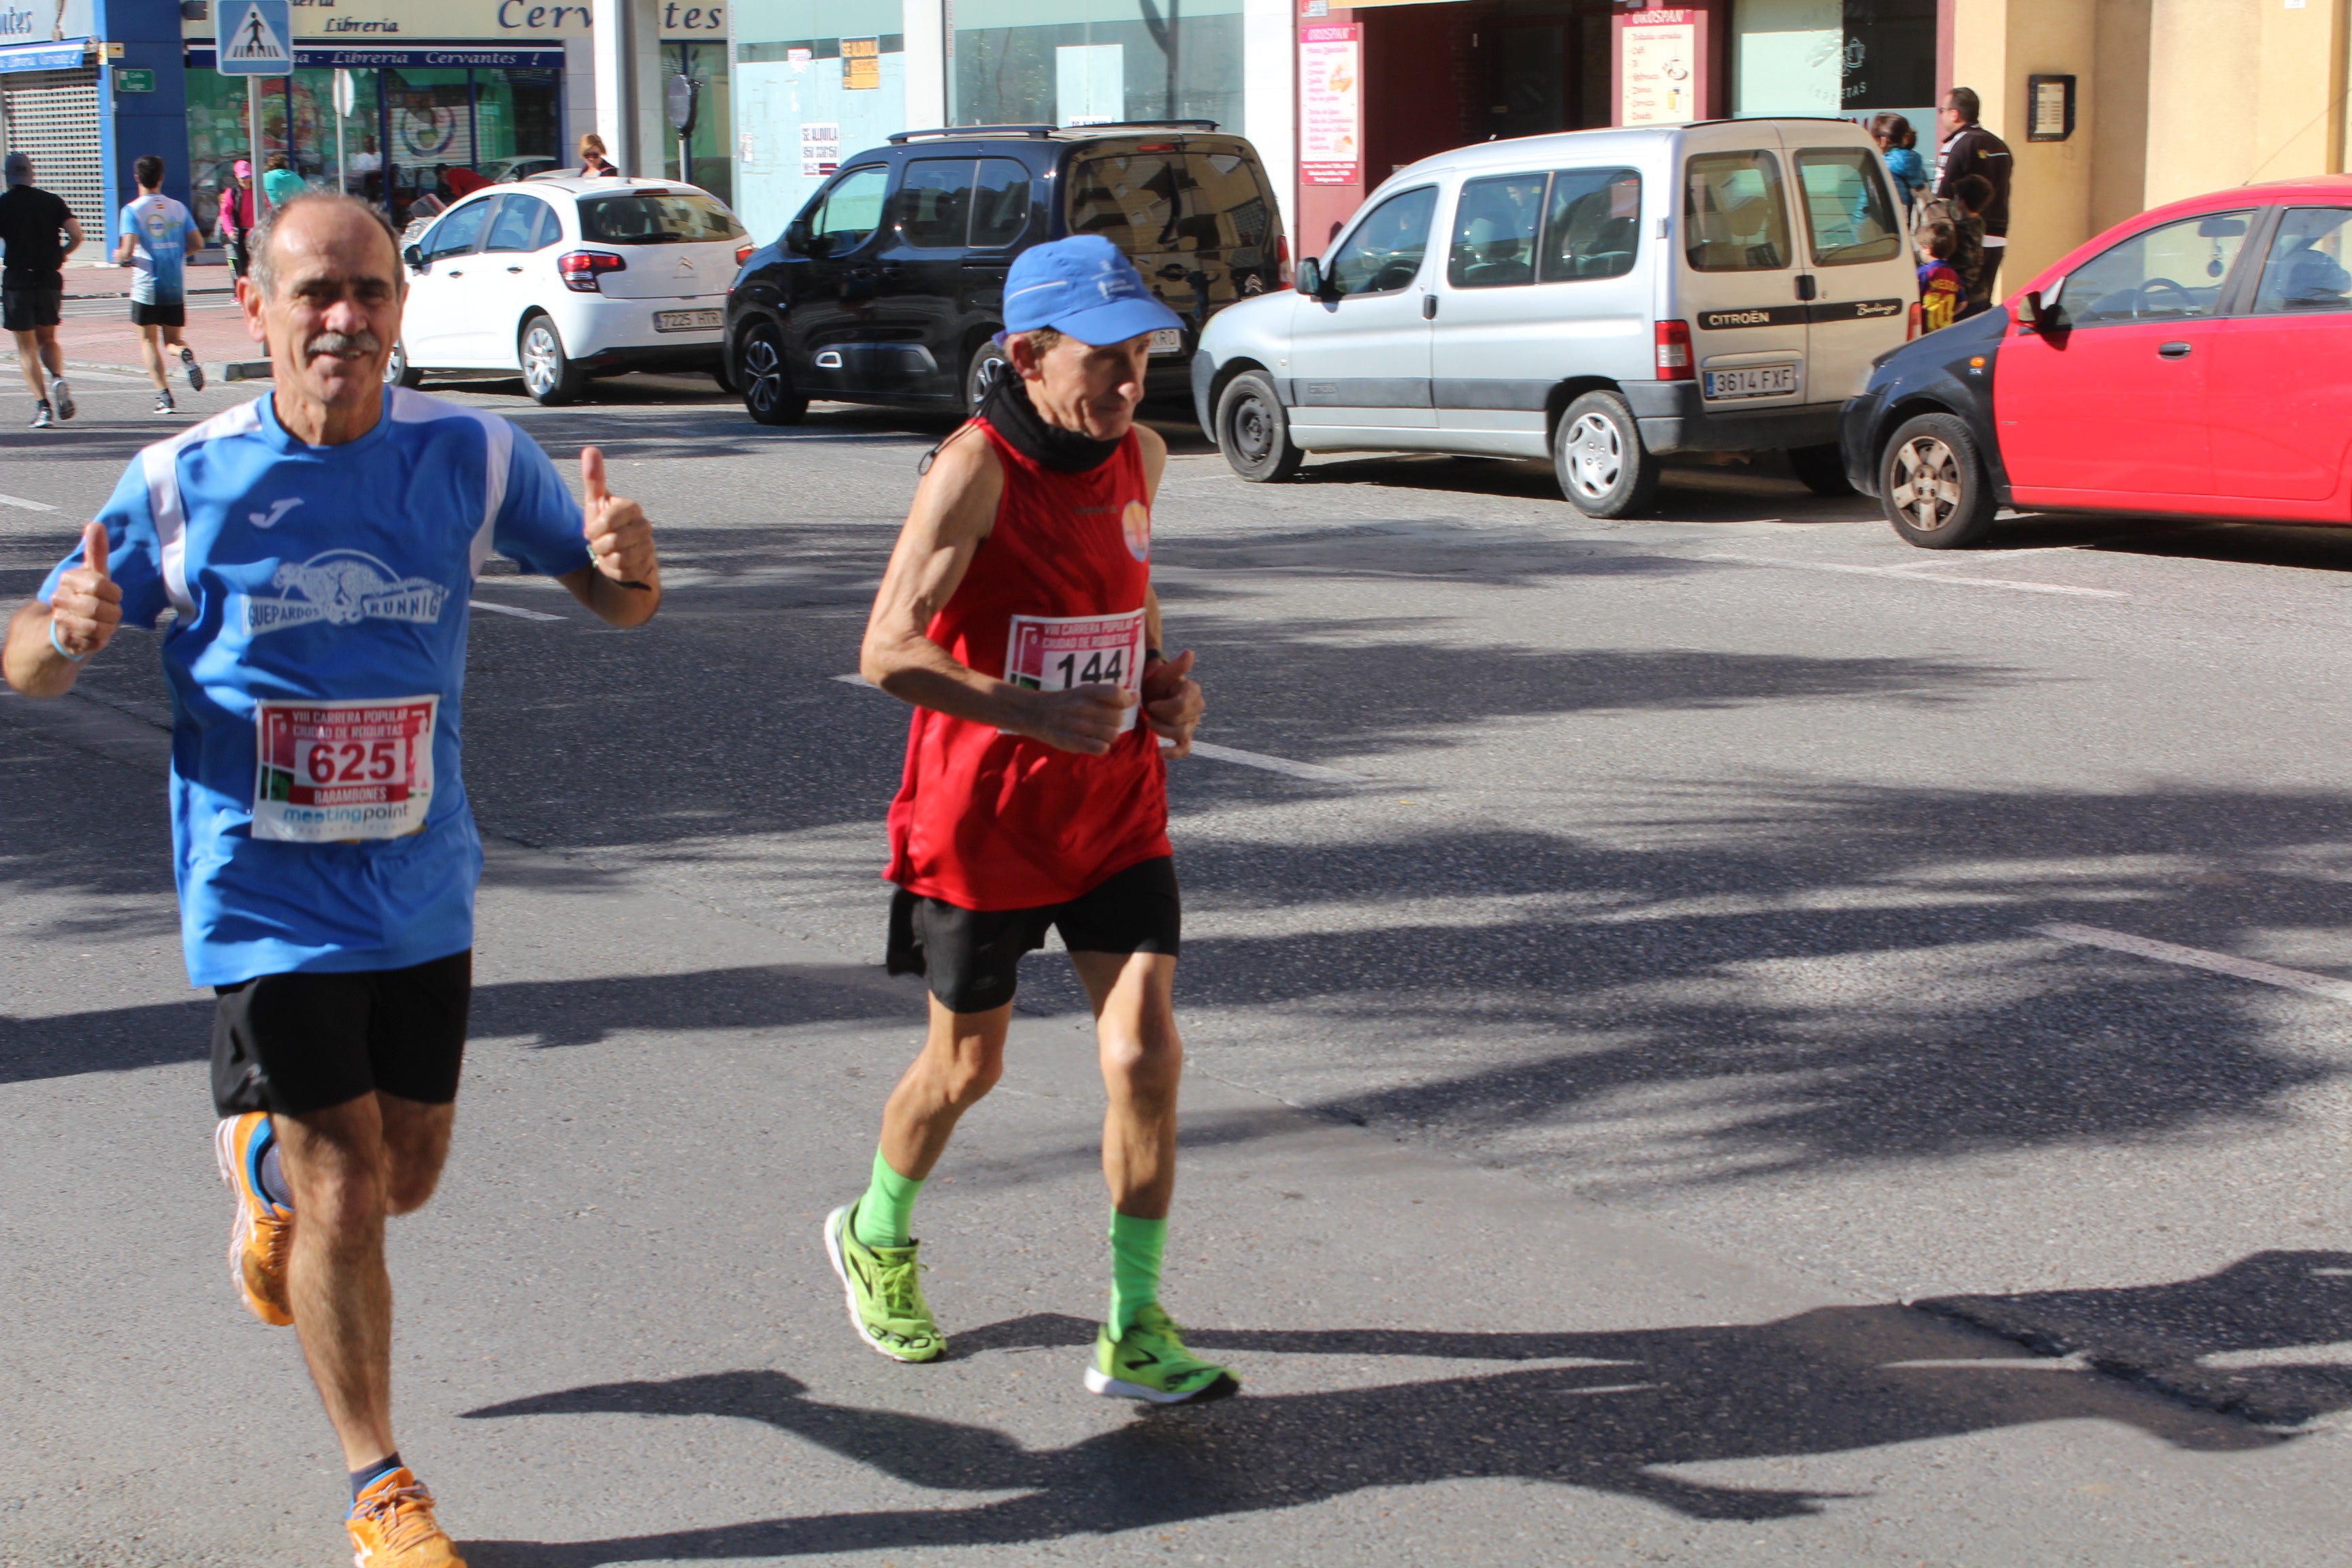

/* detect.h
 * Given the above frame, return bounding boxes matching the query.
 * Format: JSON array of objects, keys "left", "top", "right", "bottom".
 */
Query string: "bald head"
[{"left": 251, "top": 194, "right": 404, "bottom": 303}]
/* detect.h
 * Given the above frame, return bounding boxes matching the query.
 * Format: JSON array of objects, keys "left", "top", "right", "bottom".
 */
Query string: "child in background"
[
  {"left": 1871, "top": 113, "right": 1929, "bottom": 222},
  {"left": 1916, "top": 218, "right": 1964, "bottom": 333}
]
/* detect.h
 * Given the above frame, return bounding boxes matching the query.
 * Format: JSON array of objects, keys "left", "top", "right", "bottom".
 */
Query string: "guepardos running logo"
[{"left": 244, "top": 549, "right": 448, "bottom": 635}]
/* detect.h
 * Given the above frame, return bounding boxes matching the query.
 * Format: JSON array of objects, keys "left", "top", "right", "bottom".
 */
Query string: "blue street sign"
[{"left": 217, "top": 0, "right": 293, "bottom": 76}]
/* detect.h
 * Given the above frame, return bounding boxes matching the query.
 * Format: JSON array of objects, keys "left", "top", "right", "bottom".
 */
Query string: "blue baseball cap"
[{"left": 1002, "top": 235, "right": 1182, "bottom": 346}]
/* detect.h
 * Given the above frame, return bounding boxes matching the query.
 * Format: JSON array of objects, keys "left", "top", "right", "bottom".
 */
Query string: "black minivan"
[{"left": 725, "top": 122, "right": 1287, "bottom": 425}]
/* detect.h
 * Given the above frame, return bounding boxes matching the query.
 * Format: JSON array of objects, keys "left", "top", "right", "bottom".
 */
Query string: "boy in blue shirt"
[
  {"left": 114, "top": 154, "right": 204, "bottom": 414},
  {"left": 5, "top": 193, "right": 665, "bottom": 1567}
]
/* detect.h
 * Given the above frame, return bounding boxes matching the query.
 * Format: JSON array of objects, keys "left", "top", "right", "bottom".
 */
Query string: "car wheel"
[
  {"left": 519, "top": 314, "right": 585, "bottom": 406},
  {"left": 1786, "top": 442, "right": 1855, "bottom": 496},
  {"left": 1553, "top": 391, "right": 1660, "bottom": 517},
  {"left": 1215, "top": 370, "right": 1305, "bottom": 483},
  {"left": 384, "top": 339, "right": 423, "bottom": 389},
  {"left": 740, "top": 321, "right": 807, "bottom": 426},
  {"left": 1880, "top": 412, "right": 1997, "bottom": 548},
  {"left": 708, "top": 353, "right": 738, "bottom": 395},
  {"left": 965, "top": 339, "right": 1011, "bottom": 416}
]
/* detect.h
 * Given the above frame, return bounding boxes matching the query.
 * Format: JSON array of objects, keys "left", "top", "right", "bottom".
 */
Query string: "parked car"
[
  {"left": 1844, "top": 176, "right": 2352, "bottom": 548},
  {"left": 387, "top": 175, "right": 752, "bottom": 405},
  {"left": 485, "top": 155, "right": 561, "bottom": 184},
  {"left": 1193, "top": 118, "right": 1914, "bottom": 516},
  {"left": 725, "top": 122, "right": 1286, "bottom": 425}
]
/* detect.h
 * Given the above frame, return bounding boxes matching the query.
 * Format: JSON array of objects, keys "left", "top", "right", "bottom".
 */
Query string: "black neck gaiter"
[{"left": 981, "top": 372, "right": 1122, "bottom": 474}]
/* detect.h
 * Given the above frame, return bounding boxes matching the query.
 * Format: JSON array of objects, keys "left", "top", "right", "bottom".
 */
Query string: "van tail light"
[
  {"left": 559, "top": 250, "right": 625, "bottom": 293},
  {"left": 1655, "top": 318, "right": 1693, "bottom": 380},
  {"left": 1908, "top": 301, "right": 1923, "bottom": 341},
  {"left": 1275, "top": 233, "right": 1292, "bottom": 287},
  {"left": 736, "top": 242, "right": 755, "bottom": 266}
]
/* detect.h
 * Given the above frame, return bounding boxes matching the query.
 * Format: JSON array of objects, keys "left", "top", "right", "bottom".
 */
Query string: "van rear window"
[
  {"left": 1067, "top": 151, "right": 1281, "bottom": 302},
  {"left": 577, "top": 191, "right": 745, "bottom": 244},
  {"left": 1684, "top": 152, "right": 1791, "bottom": 272},
  {"left": 1794, "top": 149, "right": 1902, "bottom": 265}
]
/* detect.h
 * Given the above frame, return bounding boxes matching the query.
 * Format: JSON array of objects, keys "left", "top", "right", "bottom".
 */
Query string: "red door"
[
  {"left": 1995, "top": 208, "right": 2255, "bottom": 506},
  {"left": 2206, "top": 206, "right": 2352, "bottom": 505}
]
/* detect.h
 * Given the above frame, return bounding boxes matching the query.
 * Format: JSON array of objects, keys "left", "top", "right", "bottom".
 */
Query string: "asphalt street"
[{"left": 3, "top": 368, "right": 2349, "bottom": 1567}]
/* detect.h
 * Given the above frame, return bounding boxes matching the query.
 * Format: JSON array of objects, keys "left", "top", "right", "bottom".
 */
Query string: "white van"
[{"left": 1191, "top": 118, "right": 1916, "bottom": 515}]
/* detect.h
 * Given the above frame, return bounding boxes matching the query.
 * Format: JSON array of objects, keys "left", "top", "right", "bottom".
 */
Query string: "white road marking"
[
  {"left": 2033, "top": 921, "right": 2352, "bottom": 1004},
  {"left": 0, "top": 492, "right": 58, "bottom": 511},
  {"left": 833, "top": 675, "right": 1363, "bottom": 781},
  {"left": 1701, "top": 552, "right": 2129, "bottom": 600},
  {"left": 472, "top": 599, "right": 566, "bottom": 622}
]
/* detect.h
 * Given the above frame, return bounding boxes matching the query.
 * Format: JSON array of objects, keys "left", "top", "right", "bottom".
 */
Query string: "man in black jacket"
[{"left": 1936, "top": 86, "right": 2013, "bottom": 299}]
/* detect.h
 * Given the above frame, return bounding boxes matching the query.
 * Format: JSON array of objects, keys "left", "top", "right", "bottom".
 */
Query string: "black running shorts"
[
  {"left": 2, "top": 287, "right": 61, "bottom": 332},
  {"left": 130, "top": 297, "right": 185, "bottom": 328},
  {"left": 211, "top": 950, "right": 472, "bottom": 1118},
  {"left": 887, "top": 855, "right": 1181, "bottom": 1014}
]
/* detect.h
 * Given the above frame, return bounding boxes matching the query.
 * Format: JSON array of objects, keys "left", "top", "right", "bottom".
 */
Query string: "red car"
[{"left": 1841, "top": 176, "right": 2352, "bottom": 546}]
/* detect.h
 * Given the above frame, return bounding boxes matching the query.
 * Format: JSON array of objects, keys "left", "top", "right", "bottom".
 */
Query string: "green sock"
[
  {"left": 1107, "top": 1211, "right": 1168, "bottom": 1337},
  {"left": 852, "top": 1147, "right": 924, "bottom": 1250}
]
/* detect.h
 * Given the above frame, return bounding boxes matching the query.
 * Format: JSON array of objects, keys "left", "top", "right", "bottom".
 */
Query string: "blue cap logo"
[{"left": 1002, "top": 235, "right": 1184, "bottom": 347}]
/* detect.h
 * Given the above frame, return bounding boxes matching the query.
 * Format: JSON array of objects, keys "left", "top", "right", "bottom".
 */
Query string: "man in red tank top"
[{"left": 822, "top": 236, "right": 1233, "bottom": 1404}]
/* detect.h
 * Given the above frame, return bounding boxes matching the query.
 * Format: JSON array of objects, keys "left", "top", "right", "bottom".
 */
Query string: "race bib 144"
[
  {"left": 1005, "top": 610, "right": 1146, "bottom": 734},
  {"left": 252, "top": 696, "right": 438, "bottom": 843}
]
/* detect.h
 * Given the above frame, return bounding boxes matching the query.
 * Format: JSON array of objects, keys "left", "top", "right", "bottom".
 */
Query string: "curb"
[{"left": 3, "top": 355, "right": 272, "bottom": 382}]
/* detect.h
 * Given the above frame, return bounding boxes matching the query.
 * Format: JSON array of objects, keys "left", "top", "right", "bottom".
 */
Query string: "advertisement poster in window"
[
  {"left": 1299, "top": 23, "right": 1360, "bottom": 188},
  {"left": 801, "top": 122, "right": 840, "bottom": 178},
  {"left": 1619, "top": 10, "right": 1699, "bottom": 127}
]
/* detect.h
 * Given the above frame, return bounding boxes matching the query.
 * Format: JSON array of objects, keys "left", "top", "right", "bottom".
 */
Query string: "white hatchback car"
[{"left": 389, "top": 176, "right": 751, "bottom": 405}]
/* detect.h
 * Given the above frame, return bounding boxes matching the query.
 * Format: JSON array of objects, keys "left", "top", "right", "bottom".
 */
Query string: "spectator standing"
[
  {"left": 1916, "top": 218, "right": 1964, "bottom": 333},
  {"left": 260, "top": 151, "right": 307, "bottom": 212},
  {"left": 115, "top": 154, "right": 205, "bottom": 414},
  {"left": 1953, "top": 174, "right": 1997, "bottom": 317},
  {"left": 218, "top": 160, "right": 255, "bottom": 280},
  {"left": 0, "top": 150, "right": 81, "bottom": 429},
  {"left": 578, "top": 133, "right": 623, "bottom": 178},
  {"left": 1870, "top": 112, "right": 1929, "bottom": 222},
  {"left": 1936, "top": 86, "right": 2013, "bottom": 297},
  {"left": 345, "top": 134, "right": 383, "bottom": 197}
]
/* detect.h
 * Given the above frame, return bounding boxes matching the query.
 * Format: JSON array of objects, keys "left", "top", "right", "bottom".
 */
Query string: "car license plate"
[
  {"left": 1703, "top": 364, "right": 1799, "bottom": 400},
  {"left": 1148, "top": 327, "right": 1183, "bottom": 355},
  {"left": 654, "top": 308, "right": 724, "bottom": 332}
]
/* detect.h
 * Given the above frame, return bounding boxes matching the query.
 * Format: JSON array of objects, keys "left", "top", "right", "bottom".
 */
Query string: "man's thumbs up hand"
[
  {"left": 579, "top": 446, "right": 657, "bottom": 589},
  {"left": 49, "top": 521, "right": 122, "bottom": 662}
]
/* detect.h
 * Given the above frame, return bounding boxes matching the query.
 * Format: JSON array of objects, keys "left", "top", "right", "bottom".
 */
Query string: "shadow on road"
[{"left": 454, "top": 1253, "right": 2345, "bottom": 1563}]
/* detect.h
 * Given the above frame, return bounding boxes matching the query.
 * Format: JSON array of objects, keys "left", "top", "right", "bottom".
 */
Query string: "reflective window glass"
[
  {"left": 421, "top": 198, "right": 492, "bottom": 261},
  {"left": 2059, "top": 210, "right": 2253, "bottom": 325},
  {"left": 1327, "top": 186, "right": 1437, "bottom": 297},
  {"left": 1684, "top": 151, "right": 1791, "bottom": 272},
  {"left": 970, "top": 158, "right": 1032, "bottom": 248},
  {"left": 894, "top": 159, "right": 975, "bottom": 248},
  {"left": 2252, "top": 207, "right": 2352, "bottom": 316},
  {"left": 1540, "top": 167, "right": 1641, "bottom": 282},
  {"left": 484, "top": 195, "right": 553, "bottom": 252},
  {"left": 806, "top": 165, "right": 889, "bottom": 253},
  {"left": 1794, "top": 148, "right": 1902, "bottom": 265},
  {"left": 578, "top": 191, "right": 745, "bottom": 244},
  {"left": 1449, "top": 174, "right": 1546, "bottom": 289}
]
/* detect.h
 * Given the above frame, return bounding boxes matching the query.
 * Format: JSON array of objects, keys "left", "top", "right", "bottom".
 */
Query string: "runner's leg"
[
  {"left": 274, "top": 1090, "right": 455, "bottom": 1471},
  {"left": 34, "top": 323, "right": 62, "bottom": 382},
  {"left": 136, "top": 323, "right": 167, "bottom": 389},
  {"left": 10, "top": 327, "right": 48, "bottom": 399},
  {"left": 867, "top": 996, "right": 1012, "bottom": 1236}
]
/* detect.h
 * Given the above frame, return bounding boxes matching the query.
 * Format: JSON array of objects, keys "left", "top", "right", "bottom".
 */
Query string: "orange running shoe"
[
  {"left": 347, "top": 1468, "right": 467, "bottom": 1567},
  {"left": 212, "top": 1112, "right": 292, "bottom": 1326}
]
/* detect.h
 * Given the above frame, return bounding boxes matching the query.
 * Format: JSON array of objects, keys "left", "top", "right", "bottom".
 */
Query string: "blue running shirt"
[
  {"left": 120, "top": 193, "right": 195, "bottom": 304},
  {"left": 39, "top": 389, "right": 593, "bottom": 986}
]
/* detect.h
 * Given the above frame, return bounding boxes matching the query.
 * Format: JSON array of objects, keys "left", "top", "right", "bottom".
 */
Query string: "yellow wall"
[{"left": 1948, "top": 0, "right": 2350, "bottom": 289}]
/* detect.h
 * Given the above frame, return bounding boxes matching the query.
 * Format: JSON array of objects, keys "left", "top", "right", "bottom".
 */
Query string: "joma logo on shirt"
[{"left": 244, "top": 550, "right": 448, "bottom": 636}]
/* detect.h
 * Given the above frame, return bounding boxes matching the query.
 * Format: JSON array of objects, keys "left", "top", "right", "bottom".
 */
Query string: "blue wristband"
[{"left": 48, "top": 619, "right": 88, "bottom": 662}]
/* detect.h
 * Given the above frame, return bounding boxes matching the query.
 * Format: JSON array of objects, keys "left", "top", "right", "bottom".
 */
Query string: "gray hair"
[{"left": 250, "top": 193, "right": 405, "bottom": 301}]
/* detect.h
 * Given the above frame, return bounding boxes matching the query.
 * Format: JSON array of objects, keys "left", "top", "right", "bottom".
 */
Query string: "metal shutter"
[{"left": 0, "top": 68, "right": 104, "bottom": 244}]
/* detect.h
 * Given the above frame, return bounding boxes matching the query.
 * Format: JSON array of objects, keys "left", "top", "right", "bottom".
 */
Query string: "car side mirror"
[
  {"left": 402, "top": 244, "right": 424, "bottom": 270},
  {"left": 1295, "top": 256, "right": 1324, "bottom": 296},
  {"left": 784, "top": 218, "right": 809, "bottom": 254}
]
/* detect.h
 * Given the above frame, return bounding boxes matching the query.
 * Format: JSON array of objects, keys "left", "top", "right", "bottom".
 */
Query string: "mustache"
[{"left": 303, "top": 330, "right": 380, "bottom": 360}]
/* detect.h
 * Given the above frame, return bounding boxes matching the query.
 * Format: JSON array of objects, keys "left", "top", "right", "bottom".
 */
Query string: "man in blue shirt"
[
  {"left": 3, "top": 193, "right": 663, "bottom": 1568},
  {"left": 114, "top": 154, "right": 206, "bottom": 414}
]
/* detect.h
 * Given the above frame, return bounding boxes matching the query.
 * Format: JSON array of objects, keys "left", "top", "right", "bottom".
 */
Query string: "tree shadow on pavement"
[{"left": 456, "top": 1257, "right": 2345, "bottom": 1565}]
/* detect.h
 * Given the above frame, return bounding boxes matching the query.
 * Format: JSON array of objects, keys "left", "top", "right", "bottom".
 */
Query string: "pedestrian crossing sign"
[{"left": 218, "top": 0, "right": 293, "bottom": 76}]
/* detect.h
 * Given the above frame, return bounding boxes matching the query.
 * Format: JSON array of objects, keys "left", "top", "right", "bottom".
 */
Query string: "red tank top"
[{"left": 883, "top": 418, "right": 1171, "bottom": 910}]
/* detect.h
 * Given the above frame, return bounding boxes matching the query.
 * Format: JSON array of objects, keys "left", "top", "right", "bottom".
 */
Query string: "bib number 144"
[{"left": 1005, "top": 610, "right": 1145, "bottom": 734}]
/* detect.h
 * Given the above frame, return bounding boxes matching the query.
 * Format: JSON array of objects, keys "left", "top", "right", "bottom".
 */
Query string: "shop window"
[
  {"left": 894, "top": 160, "right": 975, "bottom": 249},
  {"left": 1684, "top": 151, "right": 1791, "bottom": 272},
  {"left": 1327, "top": 186, "right": 1437, "bottom": 297},
  {"left": 1793, "top": 149, "right": 1900, "bottom": 265},
  {"left": 1734, "top": 0, "right": 1936, "bottom": 118},
  {"left": 1541, "top": 168, "right": 1641, "bottom": 283},
  {"left": 1449, "top": 174, "right": 1546, "bottom": 289},
  {"left": 2253, "top": 209, "right": 2352, "bottom": 316},
  {"left": 970, "top": 159, "right": 1032, "bottom": 248},
  {"left": 951, "top": 0, "right": 1244, "bottom": 134}
]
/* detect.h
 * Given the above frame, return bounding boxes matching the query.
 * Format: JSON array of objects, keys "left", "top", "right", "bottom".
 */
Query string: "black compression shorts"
[
  {"left": 887, "top": 855, "right": 1180, "bottom": 1014},
  {"left": 211, "top": 950, "right": 472, "bottom": 1117}
]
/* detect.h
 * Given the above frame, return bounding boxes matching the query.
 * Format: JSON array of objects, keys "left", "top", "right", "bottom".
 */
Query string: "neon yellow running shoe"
[
  {"left": 822, "top": 1202, "right": 945, "bottom": 1363},
  {"left": 1085, "top": 1303, "right": 1239, "bottom": 1404}
]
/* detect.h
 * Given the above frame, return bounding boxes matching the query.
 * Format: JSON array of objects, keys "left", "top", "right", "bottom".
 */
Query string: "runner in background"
[
  {"left": 217, "top": 160, "right": 255, "bottom": 282},
  {"left": 1, "top": 193, "right": 664, "bottom": 1567},
  {"left": 825, "top": 235, "right": 1232, "bottom": 1405},
  {"left": 0, "top": 150, "right": 81, "bottom": 428},
  {"left": 115, "top": 154, "right": 206, "bottom": 414}
]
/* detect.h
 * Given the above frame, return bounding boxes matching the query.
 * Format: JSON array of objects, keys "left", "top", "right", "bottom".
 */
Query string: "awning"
[
  {"left": 0, "top": 37, "right": 91, "bottom": 74},
  {"left": 185, "top": 44, "right": 568, "bottom": 71}
]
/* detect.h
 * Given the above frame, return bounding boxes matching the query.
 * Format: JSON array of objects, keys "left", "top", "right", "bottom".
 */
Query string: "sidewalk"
[
  {"left": 61, "top": 255, "right": 235, "bottom": 299},
  {"left": 1, "top": 292, "right": 268, "bottom": 384}
]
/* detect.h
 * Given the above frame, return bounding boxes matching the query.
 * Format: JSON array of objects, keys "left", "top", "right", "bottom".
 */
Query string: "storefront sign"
[
  {"left": 0, "top": 38, "right": 84, "bottom": 72},
  {"left": 1298, "top": 23, "right": 1360, "bottom": 188},
  {"left": 2, "top": 2, "right": 93, "bottom": 42},
  {"left": 842, "top": 37, "right": 879, "bottom": 90},
  {"left": 183, "top": 1, "right": 607, "bottom": 42},
  {"left": 112, "top": 66, "right": 154, "bottom": 91},
  {"left": 186, "top": 46, "right": 568, "bottom": 69},
  {"left": 1620, "top": 10, "right": 1698, "bottom": 127}
]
